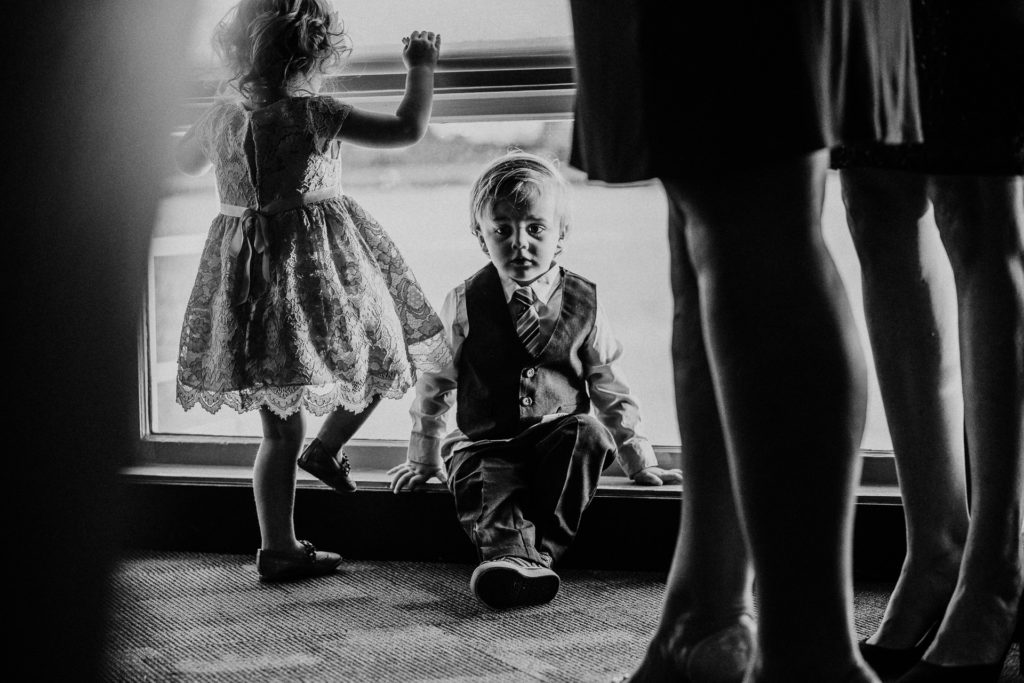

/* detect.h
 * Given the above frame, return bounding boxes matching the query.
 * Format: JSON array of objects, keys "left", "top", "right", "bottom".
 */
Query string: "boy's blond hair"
[{"left": 469, "top": 151, "right": 571, "bottom": 237}]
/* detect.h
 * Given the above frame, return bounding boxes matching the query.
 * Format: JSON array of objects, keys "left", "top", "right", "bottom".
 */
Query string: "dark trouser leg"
[
  {"left": 447, "top": 415, "right": 615, "bottom": 565},
  {"left": 527, "top": 414, "right": 616, "bottom": 564},
  {"left": 447, "top": 442, "right": 544, "bottom": 563}
]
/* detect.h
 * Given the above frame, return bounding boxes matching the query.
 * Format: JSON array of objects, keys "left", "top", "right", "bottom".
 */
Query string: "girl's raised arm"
[{"left": 338, "top": 30, "right": 441, "bottom": 148}]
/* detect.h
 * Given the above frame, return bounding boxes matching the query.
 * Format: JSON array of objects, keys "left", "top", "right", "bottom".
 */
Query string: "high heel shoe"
[
  {"left": 842, "top": 668, "right": 883, "bottom": 683},
  {"left": 675, "top": 613, "right": 756, "bottom": 683},
  {"left": 298, "top": 438, "right": 357, "bottom": 493},
  {"left": 620, "top": 614, "right": 756, "bottom": 683},
  {"left": 895, "top": 598, "right": 1022, "bottom": 683},
  {"left": 858, "top": 620, "right": 940, "bottom": 680},
  {"left": 896, "top": 659, "right": 1006, "bottom": 683},
  {"left": 1014, "top": 596, "right": 1022, "bottom": 677}
]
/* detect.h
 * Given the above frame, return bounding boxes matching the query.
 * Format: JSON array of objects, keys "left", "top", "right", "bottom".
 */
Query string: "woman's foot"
[
  {"left": 298, "top": 438, "right": 357, "bottom": 493},
  {"left": 624, "top": 613, "right": 755, "bottom": 683},
  {"left": 915, "top": 580, "right": 1023, "bottom": 670},
  {"left": 896, "top": 659, "right": 1008, "bottom": 683},
  {"left": 256, "top": 540, "right": 342, "bottom": 582},
  {"left": 865, "top": 550, "right": 962, "bottom": 650},
  {"left": 857, "top": 553, "right": 959, "bottom": 679},
  {"left": 859, "top": 621, "right": 940, "bottom": 681},
  {"left": 896, "top": 607, "right": 1020, "bottom": 683}
]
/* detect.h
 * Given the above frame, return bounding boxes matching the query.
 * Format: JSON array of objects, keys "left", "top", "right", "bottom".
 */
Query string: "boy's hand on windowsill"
[
  {"left": 388, "top": 460, "right": 447, "bottom": 493},
  {"left": 631, "top": 466, "right": 683, "bottom": 486}
]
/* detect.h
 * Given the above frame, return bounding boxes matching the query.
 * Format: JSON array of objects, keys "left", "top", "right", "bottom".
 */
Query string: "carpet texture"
[{"left": 103, "top": 552, "right": 1022, "bottom": 682}]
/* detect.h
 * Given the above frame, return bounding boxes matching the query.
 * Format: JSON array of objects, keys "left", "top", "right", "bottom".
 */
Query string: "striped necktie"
[{"left": 512, "top": 286, "right": 543, "bottom": 356}]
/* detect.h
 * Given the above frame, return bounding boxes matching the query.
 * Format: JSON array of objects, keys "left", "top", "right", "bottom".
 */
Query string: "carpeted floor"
[{"left": 103, "top": 551, "right": 1021, "bottom": 682}]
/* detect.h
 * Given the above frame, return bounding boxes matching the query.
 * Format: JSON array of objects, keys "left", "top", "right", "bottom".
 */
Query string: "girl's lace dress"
[{"left": 176, "top": 96, "right": 451, "bottom": 417}]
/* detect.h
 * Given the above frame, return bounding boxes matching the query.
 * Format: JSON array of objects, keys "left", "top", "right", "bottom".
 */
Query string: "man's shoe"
[
  {"left": 470, "top": 556, "right": 560, "bottom": 609},
  {"left": 256, "top": 540, "right": 342, "bottom": 582},
  {"left": 298, "top": 438, "right": 357, "bottom": 493}
]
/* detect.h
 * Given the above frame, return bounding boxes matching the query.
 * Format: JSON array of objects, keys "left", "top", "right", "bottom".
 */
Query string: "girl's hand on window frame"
[{"left": 402, "top": 30, "right": 441, "bottom": 70}]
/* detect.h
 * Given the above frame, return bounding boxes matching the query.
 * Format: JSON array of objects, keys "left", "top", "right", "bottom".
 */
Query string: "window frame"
[{"left": 173, "top": 43, "right": 578, "bottom": 130}]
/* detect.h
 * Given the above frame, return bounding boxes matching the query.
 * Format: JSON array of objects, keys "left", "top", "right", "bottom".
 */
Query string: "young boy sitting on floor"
[{"left": 388, "top": 151, "right": 681, "bottom": 609}]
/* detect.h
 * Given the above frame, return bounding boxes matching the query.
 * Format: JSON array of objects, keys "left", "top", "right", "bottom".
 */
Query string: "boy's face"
[{"left": 476, "top": 187, "right": 564, "bottom": 285}]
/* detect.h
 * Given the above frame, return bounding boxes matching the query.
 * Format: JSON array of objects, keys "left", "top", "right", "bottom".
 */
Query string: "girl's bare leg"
[
  {"left": 839, "top": 168, "right": 969, "bottom": 647},
  {"left": 627, "top": 192, "right": 754, "bottom": 682},
  {"left": 925, "top": 175, "right": 1024, "bottom": 666},
  {"left": 664, "top": 151, "right": 870, "bottom": 680},
  {"left": 314, "top": 396, "right": 383, "bottom": 454},
  {"left": 254, "top": 407, "right": 306, "bottom": 552}
]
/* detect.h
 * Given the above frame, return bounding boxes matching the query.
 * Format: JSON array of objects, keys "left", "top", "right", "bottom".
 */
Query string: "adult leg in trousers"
[
  {"left": 447, "top": 443, "right": 544, "bottom": 564},
  {"left": 922, "top": 175, "right": 1024, "bottom": 667},
  {"left": 529, "top": 413, "right": 616, "bottom": 565},
  {"left": 839, "top": 167, "right": 969, "bottom": 648},
  {"left": 626, "top": 190, "right": 754, "bottom": 683},
  {"left": 664, "top": 150, "right": 872, "bottom": 681}
]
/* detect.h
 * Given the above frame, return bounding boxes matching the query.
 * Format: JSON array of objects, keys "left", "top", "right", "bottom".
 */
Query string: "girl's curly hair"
[{"left": 214, "top": 0, "right": 351, "bottom": 98}]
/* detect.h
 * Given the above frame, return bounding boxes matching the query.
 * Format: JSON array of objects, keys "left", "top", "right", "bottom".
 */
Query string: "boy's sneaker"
[{"left": 470, "top": 556, "right": 560, "bottom": 609}]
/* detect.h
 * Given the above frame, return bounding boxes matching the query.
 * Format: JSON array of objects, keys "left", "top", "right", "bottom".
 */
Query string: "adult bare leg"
[
  {"left": 666, "top": 151, "right": 870, "bottom": 681},
  {"left": 627, "top": 190, "right": 754, "bottom": 683},
  {"left": 840, "top": 168, "right": 969, "bottom": 648},
  {"left": 924, "top": 175, "right": 1024, "bottom": 666}
]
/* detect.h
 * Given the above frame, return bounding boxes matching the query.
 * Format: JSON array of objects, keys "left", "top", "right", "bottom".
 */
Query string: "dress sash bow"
[{"left": 220, "top": 188, "right": 340, "bottom": 305}]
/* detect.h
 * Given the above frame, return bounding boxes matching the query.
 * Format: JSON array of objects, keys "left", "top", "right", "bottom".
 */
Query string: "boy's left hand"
[
  {"left": 631, "top": 466, "right": 683, "bottom": 486},
  {"left": 388, "top": 460, "right": 447, "bottom": 493}
]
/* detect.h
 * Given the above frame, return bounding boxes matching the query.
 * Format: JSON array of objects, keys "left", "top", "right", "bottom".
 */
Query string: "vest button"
[
  {"left": 521, "top": 396, "right": 533, "bottom": 406},
  {"left": 524, "top": 367, "right": 536, "bottom": 378}
]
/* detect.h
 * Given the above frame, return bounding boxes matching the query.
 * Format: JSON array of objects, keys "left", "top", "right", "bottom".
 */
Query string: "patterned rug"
[{"left": 103, "top": 551, "right": 1021, "bottom": 682}]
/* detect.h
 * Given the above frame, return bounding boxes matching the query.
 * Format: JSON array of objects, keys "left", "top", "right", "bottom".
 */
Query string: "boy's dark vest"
[{"left": 457, "top": 263, "right": 597, "bottom": 440}]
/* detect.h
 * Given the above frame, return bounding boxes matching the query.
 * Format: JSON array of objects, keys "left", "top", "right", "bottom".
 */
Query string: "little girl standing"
[{"left": 174, "top": 0, "right": 450, "bottom": 582}]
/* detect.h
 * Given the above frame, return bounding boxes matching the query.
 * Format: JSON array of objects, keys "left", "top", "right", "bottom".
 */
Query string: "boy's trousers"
[{"left": 446, "top": 413, "right": 616, "bottom": 566}]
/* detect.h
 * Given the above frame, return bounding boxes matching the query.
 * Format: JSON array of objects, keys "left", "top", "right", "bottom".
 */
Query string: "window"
[{"left": 142, "top": 2, "right": 894, "bottom": 467}]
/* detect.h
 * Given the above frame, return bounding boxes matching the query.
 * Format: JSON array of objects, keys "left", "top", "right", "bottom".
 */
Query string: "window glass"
[
  {"left": 149, "top": 120, "right": 891, "bottom": 450},
  {"left": 151, "top": 120, "right": 680, "bottom": 441},
  {"left": 149, "top": 1, "right": 892, "bottom": 452}
]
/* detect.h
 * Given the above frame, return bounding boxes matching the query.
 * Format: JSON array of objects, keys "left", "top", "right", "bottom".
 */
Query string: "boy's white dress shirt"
[{"left": 408, "top": 266, "right": 658, "bottom": 477}]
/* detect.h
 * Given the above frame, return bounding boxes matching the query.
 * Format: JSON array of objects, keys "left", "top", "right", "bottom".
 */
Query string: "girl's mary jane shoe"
[
  {"left": 298, "top": 438, "right": 357, "bottom": 493},
  {"left": 256, "top": 540, "right": 342, "bottom": 582}
]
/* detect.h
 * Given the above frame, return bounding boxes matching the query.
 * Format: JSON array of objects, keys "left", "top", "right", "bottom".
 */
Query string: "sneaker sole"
[{"left": 470, "top": 565, "right": 560, "bottom": 609}]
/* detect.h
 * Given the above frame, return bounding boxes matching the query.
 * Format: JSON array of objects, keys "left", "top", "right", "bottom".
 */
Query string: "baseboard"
[{"left": 117, "top": 465, "right": 906, "bottom": 578}]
